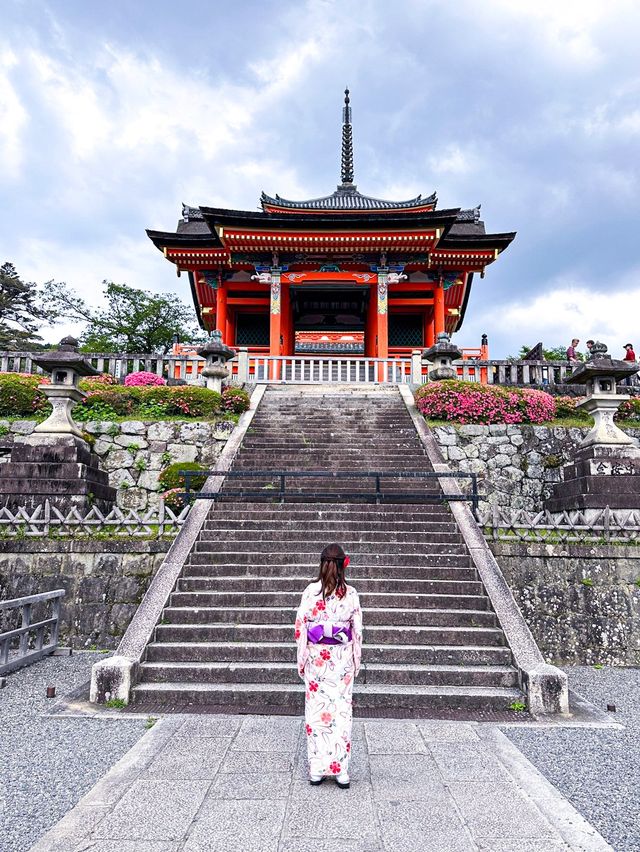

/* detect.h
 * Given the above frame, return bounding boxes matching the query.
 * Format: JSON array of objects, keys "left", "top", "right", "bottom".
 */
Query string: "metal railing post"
[{"left": 19, "top": 603, "right": 31, "bottom": 657}]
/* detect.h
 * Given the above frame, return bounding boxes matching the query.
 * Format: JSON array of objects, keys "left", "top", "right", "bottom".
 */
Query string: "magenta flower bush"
[
  {"left": 124, "top": 371, "right": 166, "bottom": 387},
  {"left": 414, "top": 380, "right": 557, "bottom": 425}
]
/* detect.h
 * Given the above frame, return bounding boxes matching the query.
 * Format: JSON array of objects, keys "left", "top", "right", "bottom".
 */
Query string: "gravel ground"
[
  {"left": 505, "top": 666, "right": 640, "bottom": 852},
  {"left": 0, "top": 652, "right": 146, "bottom": 852}
]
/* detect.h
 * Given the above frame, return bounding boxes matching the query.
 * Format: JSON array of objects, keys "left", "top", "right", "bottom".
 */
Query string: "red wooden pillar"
[
  {"left": 269, "top": 271, "right": 282, "bottom": 379},
  {"left": 424, "top": 310, "right": 435, "bottom": 347},
  {"left": 216, "top": 283, "right": 228, "bottom": 343},
  {"left": 434, "top": 282, "right": 445, "bottom": 339},
  {"left": 376, "top": 273, "right": 389, "bottom": 381},
  {"left": 280, "top": 282, "right": 292, "bottom": 356}
]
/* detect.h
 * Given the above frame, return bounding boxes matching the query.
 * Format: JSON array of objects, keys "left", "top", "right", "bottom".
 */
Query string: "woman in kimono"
[{"left": 295, "top": 542, "right": 363, "bottom": 788}]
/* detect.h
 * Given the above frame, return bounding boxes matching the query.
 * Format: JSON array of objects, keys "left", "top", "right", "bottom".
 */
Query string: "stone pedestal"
[
  {"left": 545, "top": 444, "right": 640, "bottom": 511},
  {"left": 0, "top": 434, "right": 116, "bottom": 513},
  {"left": 0, "top": 337, "right": 116, "bottom": 513},
  {"left": 545, "top": 342, "right": 640, "bottom": 512}
]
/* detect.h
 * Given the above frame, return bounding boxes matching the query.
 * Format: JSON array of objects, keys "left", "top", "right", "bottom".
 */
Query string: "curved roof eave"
[{"left": 260, "top": 188, "right": 438, "bottom": 212}]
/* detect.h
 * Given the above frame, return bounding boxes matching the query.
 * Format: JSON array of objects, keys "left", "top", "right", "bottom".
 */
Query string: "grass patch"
[
  {"left": 105, "top": 698, "right": 127, "bottom": 709},
  {"left": 509, "top": 700, "right": 527, "bottom": 712}
]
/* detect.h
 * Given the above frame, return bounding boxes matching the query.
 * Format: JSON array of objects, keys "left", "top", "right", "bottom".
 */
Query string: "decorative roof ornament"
[
  {"left": 341, "top": 87, "right": 354, "bottom": 185},
  {"left": 258, "top": 87, "right": 438, "bottom": 213}
]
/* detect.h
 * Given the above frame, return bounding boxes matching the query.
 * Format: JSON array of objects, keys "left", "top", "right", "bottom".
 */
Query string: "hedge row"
[
  {"left": 0, "top": 373, "right": 250, "bottom": 420},
  {"left": 415, "top": 380, "right": 640, "bottom": 425}
]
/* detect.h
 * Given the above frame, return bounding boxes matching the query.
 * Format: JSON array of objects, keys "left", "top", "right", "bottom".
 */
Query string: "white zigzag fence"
[
  {"left": 481, "top": 505, "right": 640, "bottom": 544},
  {"left": 0, "top": 500, "right": 190, "bottom": 538}
]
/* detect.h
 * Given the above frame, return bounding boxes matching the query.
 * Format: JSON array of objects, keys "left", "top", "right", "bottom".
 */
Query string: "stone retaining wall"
[
  {"left": 491, "top": 542, "right": 640, "bottom": 665},
  {"left": 0, "top": 418, "right": 235, "bottom": 511},
  {"left": 432, "top": 424, "right": 640, "bottom": 511},
  {"left": 0, "top": 540, "right": 170, "bottom": 648}
]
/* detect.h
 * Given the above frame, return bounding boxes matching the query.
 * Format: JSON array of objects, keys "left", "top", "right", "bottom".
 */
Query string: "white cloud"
[
  {"left": 0, "top": 48, "right": 28, "bottom": 177},
  {"left": 461, "top": 274, "right": 640, "bottom": 358}
]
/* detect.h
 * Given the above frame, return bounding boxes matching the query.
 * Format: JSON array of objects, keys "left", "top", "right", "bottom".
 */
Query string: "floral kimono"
[{"left": 295, "top": 581, "right": 363, "bottom": 778}]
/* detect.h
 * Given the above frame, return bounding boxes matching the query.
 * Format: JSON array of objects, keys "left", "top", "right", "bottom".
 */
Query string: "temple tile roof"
[{"left": 260, "top": 185, "right": 437, "bottom": 213}]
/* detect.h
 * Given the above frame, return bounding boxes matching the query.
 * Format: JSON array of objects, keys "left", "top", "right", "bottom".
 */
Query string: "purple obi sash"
[{"left": 307, "top": 623, "right": 352, "bottom": 645}]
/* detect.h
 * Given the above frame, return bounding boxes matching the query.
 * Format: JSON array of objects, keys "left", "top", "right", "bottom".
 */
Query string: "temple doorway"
[{"left": 291, "top": 286, "right": 368, "bottom": 354}]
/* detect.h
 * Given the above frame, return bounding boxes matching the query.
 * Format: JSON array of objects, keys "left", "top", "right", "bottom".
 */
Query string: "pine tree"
[{"left": 0, "top": 263, "right": 52, "bottom": 350}]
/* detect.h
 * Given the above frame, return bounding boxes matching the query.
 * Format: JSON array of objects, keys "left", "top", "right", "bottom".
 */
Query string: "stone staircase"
[{"left": 132, "top": 386, "right": 524, "bottom": 716}]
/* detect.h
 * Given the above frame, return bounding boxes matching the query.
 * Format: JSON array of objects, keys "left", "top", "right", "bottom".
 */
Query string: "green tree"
[
  {"left": 44, "top": 281, "right": 205, "bottom": 353},
  {"left": 514, "top": 344, "right": 584, "bottom": 362},
  {"left": 0, "top": 263, "right": 53, "bottom": 350}
]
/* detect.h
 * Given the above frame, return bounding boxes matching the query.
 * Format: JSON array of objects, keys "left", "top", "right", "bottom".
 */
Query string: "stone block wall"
[
  {"left": 491, "top": 542, "right": 640, "bottom": 665},
  {"left": 432, "top": 424, "right": 640, "bottom": 511},
  {"left": 0, "top": 540, "right": 170, "bottom": 648},
  {"left": 0, "top": 418, "right": 235, "bottom": 511}
]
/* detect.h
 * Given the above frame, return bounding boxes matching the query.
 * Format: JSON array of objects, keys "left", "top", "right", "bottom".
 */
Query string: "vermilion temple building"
[{"left": 147, "top": 91, "right": 515, "bottom": 360}]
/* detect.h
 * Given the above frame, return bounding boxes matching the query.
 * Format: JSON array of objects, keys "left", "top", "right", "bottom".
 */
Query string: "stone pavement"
[{"left": 30, "top": 715, "right": 611, "bottom": 852}]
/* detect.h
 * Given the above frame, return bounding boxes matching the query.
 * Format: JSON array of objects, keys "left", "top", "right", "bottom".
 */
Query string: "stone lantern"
[
  {"left": 422, "top": 332, "right": 462, "bottom": 381},
  {"left": 569, "top": 342, "right": 638, "bottom": 448},
  {"left": 196, "top": 330, "right": 235, "bottom": 394},
  {"left": 32, "top": 336, "right": 100, "bottom": 439},
  {"left": 545, "top": 342, "right": 640, "bottom": 512},
  {"left": 0, "top": 337, "right": 116, "bottom": 512}
]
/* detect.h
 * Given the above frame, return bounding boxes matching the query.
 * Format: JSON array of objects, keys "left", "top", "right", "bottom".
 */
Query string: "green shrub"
[
  {"left": 222, "top": 386, "right": 250, "bottom": 414},
  {"left": 158, "top": 461, "right": 208, "bottom": 492},
  {"left": 79, "top": 373, "right": 118, "bottom": 391},
  {"left": 75, "top": 385, "right": 222, "bottom": 420},
  {"left": 74, "top": 400, "right": 120, "bottom": 422},
  {"left": 616, "top": 397, "right": 640, "bottom": 424},
  {"left": 554, "top": 395, "right": 591, "bottom": 421},
  {"left": 76, "top": 386, "right": 138, "bottom": 417},
  {"left": 0, "top": 373, "right": 49, "bottom": 417},
  {"left": 163, "top": 386, "right": 222, "bottom": 418}
]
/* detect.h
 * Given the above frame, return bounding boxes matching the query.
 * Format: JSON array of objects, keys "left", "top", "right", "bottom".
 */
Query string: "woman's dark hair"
[{"left": 316, "top": 543, "right": 348, "bottom": 600}]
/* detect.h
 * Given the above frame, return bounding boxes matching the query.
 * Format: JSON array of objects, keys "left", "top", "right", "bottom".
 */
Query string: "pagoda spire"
[{"left": 340, "top": 88, "right": 354, "bottom": 185}]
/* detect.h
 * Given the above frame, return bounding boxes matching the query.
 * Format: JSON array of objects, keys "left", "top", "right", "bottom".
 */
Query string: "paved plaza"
[
  {"left": 4, "top": 654, "right": 638, "bottom": 852},
  {"left": 27, "top": 713, "right": 611, "bottom": 852}
]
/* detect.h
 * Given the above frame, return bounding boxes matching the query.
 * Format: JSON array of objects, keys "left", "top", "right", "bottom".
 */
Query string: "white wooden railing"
[
  {"left": 0, "top": 349, "right": 574, "bottom": 387},
  {"left": 243, "top": 355, "right": 419, "bottom": 385}
]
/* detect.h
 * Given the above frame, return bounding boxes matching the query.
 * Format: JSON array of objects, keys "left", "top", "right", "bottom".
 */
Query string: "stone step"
[
  {"left": 138, "top": 660, "right": 518, "bottom": 688},
  {"left": 161, "top": 606, "right": 497, "bottom": 628},
  {"left": 195, "top": 532, "right": 464, "bottom": 546},
  {"left": 200, "top": 522, "right": 460, "bottom": 535},
  {"left": 169, "top": 591, "right": 490, "bottom": 610},
  {"left": 182, "top": 562, "right": 479, "bottom": 580},
  {"left": 205, "top": 505, "right": 454, "bottom": 520},
  {"left": 189, "top": 549, "right": 472, "bottom": 567},
  {"left": 192, "top": 540, "right": 469, "bottom": 555},
  {"left": 153, "top": 623, "right": 505, "bottom": 646},
  {"left": 130, "top": 681, "right": 522, "bottom": 715},
  {"left": 205, "top": 503, "right": 454, "bottom": 518},
  {"left": 144, "top": 641, "right": 513, "bottom": 666},
  {"left": 178, "top": 576, "right": 483, "bottom": 595}
]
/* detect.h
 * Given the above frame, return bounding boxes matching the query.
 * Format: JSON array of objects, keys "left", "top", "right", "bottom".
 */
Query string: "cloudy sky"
[{"left": 1, "top": 0, "right": 639, "bottom": 357}]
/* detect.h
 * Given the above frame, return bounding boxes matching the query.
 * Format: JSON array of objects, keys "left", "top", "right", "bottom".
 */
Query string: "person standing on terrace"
[
  {"left": 295, "top": 543, "right": 363, "bottom": 789},
  {"left": 566, "top": 338, "right": 580, "bottom": 364}
]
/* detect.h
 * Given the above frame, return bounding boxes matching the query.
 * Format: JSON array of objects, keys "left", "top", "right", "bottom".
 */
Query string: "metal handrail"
[
  {"left": 181, "top": 468, "right": 479, "bottom": 515},
  {"left": 0, "top": 589, "right": 65, "bottom": 676}
]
